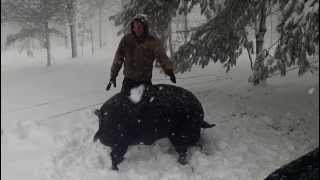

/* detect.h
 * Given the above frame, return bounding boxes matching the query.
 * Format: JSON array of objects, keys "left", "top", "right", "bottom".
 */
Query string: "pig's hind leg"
[{"left": 169, "top": 126, "right": 201, "bottom": 165}]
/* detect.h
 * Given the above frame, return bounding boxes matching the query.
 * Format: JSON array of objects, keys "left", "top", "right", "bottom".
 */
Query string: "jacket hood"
[{"left": 130, "top": 14, "right": 149, "bottom": 37}]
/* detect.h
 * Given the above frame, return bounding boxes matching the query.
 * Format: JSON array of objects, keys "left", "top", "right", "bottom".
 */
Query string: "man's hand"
[
  {"left": 170, "top": 74, "right": 176, "bottom": 83},
  {"left": 166, "top": 70, "right": 176, "bottom": 84},
  {"left": 106, "top": 77, "right": 116, "bottom": 91}
]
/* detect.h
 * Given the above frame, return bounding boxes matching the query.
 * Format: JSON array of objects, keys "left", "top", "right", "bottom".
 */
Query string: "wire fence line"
[
  {"left": 4, "top": 72, "right": 232, "bottom": 121},
  {"left": 40, "top": 74, "right": 234, "bottom": 120},
  {"left": 153, "top": 72, "right": 233, "bottom": 81},
  {"left": 6, "top": 61, "right": 318, "bottom": 121},
  {"left": 46, "top": 102, "right": 104, "bottom": 120}
]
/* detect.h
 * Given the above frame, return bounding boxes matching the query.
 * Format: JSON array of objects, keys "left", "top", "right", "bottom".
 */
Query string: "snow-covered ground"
[
  {"left": 1, "top": 44, "right": 319, "bottom": 180},
  {"left": 1, "top": 6, "right": 319, "bottom": 178}
]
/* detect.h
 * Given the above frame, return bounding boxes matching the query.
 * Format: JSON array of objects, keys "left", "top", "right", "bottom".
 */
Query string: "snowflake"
[{"left": 308, "top": 87, "right": 315, "bottom": 95}]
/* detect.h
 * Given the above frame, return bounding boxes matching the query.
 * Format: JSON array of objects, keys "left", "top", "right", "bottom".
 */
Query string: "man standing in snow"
[{"left": 106, "top": 14, "right": 176, "bottom": 94}]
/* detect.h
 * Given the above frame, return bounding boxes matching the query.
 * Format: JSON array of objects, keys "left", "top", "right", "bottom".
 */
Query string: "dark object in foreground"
[
  {"left": 265, "top": 147, "right": 319, "bottom": 180},
  {"left": 93, "top": 84, "right": 215, "bottom": 170}
]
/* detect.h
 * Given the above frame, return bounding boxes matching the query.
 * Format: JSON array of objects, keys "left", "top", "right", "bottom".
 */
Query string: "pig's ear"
[
  {"left": 93, "top": 130, "right": 100, "bottom": 142},
  {"left": 94, "top": 109, "right": 100, "bottom": 116},
  {"left": 94, "top": 109, "right": 103, "bottom": 119}
]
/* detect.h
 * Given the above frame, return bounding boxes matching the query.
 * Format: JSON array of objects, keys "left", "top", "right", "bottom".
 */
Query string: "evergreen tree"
[
  {"left": 173, "top": 0, "right": 256, "bottom": 73},
  {"left": 65, "top": 0, "right": 78, "bottom": 58},
  {"left": 76, "top": 0, "right": 120, "bottom": 54},
  {"left": 109, "top": 0, "right": 181, "bottom": 48},
  {"left": 108, "top": 0, "right": 218, "bottom": 51},
  {"left": 250, "top": 0, "right": 319, "bottom": 84},
  {"left": 2, "top": 0, "right": 66, "bottom": 66},
  {"left": 95, "top": 0, "right": 108, "bottom": 48},
  {"left": 172, "top": 0, "right": 318, "bottom": 85},
  {"left": 273, "top": 0, "right": 319, "bottom": 76}
]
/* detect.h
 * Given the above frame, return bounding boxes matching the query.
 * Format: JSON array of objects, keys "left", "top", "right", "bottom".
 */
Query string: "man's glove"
[
  {"left": 166, "top": 70, "right": 176, "bottom": 84},
  {"left": 106, "top": 77, "right": 116, "bottom": 91}
]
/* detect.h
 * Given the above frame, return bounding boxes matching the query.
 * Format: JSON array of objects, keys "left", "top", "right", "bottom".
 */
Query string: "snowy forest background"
[
  {"left": 2, "top": 0, "right": 319, "bottom": 83},
  {"left": 1, "top": 0, "right": 319, "bottom": 180}
]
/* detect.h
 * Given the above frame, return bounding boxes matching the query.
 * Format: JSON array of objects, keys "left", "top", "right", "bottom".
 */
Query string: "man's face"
[{"left": 132, "top": 20, "right": 144, "bottom": 37}]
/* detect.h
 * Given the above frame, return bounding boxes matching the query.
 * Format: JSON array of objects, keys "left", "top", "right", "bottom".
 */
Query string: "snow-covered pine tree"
[
  {"left": 273, "top": 0, "right": 319, "bottom": 76},
  {"left": 2, "top": 0, "right": 66, "bottom": 66},
  {"left": 80, "top": 0, "right": 112, "bottom": 49},
  {"left": 76, "top": 0, "right": 102, "bottom": 55},
  {"left": 250, "top": 0, "right": 319, "bottom": 84},
  {"left": 172, "top": 0, "right": 256, "bottom": 73},
  {"left": 173, "top": 0, "right": 318, "bottom": 85},
  {"left": 96, "top": 0, "right": 105, "bottom": 48},
  {"left": 249, "top": 0, "right": 268, "bottom": 85},
  {"left": 109, "top": 0, "right": 180, "bottom": 49},
  {"left": 65, "top": 0, "right": 78, "bottom": 58}
]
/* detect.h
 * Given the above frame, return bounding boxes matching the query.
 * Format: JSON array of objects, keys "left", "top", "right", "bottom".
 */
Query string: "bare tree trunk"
[
  {"left": 26, "top": 38, "right": 33, "bottom": 57},
  {"left": 45, "top": 21, "right": 52, "bottom": 67},
  {"left": 120, "top": 0, "right": 128, "bottom": 7},
  {"left": 1, "top": 22, "right": 6, "bottom": 53},
  {"left": 1, "top": 23, "right": 4, "bottom": 51},
  {"left": 156, "top": 27, "right": 170, "bottom": 68},
  {"left": 183, "top": 0, "right": 188, "bottom": 43},
  {"left": 168, "top": 22, "right": 174, "bottom": 57},
  {"left": 67, "top": 0, "right": 78, "bottom": 58},
  {"left": 64, "top": 24, "right": 69, "bottom": 48},
  {"left": 155, "top": 32, "right": 168, "bottom": 68},
  {"left": 98, "top": 7, "right": 103, "bottom": 48},
  {"left": 251, "top": 2, "right": 267, "bottom": 85},
  {"left": 160, "top": 33, "right": 168, "bottom": 51},
  {"left": 256, "top": 10, "right": 266, "bottom": 58},
  {"left": 80, "top": 35, "right": 84, "bottom": 56},
  {"left": 70, "top": 23, "right": 78, "bottom": 58},
  {"left": 90, "top": 22, "right": 94, "bottom": 55}
]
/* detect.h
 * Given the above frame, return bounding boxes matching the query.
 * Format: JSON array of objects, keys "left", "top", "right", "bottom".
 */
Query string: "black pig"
[{"left": 93, "top": 84, "right": 215, "bottom": 170}]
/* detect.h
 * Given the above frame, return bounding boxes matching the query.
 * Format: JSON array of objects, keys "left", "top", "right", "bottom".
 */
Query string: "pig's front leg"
[{"left": 110, "top": 144, "right": 128, "bottom": 171}]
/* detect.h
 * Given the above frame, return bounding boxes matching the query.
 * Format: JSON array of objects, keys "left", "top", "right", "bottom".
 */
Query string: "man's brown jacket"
[{"left": 110, "top": 33, "right": 174, "bottom": 81}]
